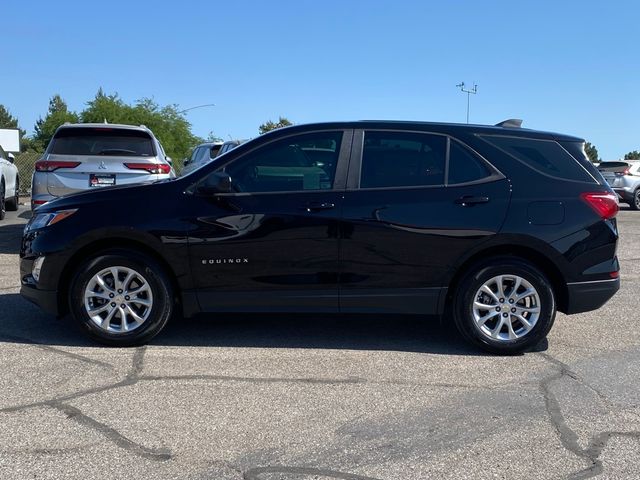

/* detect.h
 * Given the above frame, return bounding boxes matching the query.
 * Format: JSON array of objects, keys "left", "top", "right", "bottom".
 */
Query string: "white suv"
[
  {"left": 31, "top": 123, "right": 175, "bottom": 209},
  {"left": 0, "top": 145, "right": 19, "bottom": 219}
]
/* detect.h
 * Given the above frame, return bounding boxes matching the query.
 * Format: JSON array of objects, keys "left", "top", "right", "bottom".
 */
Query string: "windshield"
[{"left": 50, "top": 128, "right": 155, "bottom": 156}]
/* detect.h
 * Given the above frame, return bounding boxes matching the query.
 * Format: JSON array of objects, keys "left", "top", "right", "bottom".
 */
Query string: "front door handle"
[
  {"left": 455, "top": 195, "right": 489, "bottom": 206},
  {"left": 304, "top": 202, "right": 336, "bottom": 212}
]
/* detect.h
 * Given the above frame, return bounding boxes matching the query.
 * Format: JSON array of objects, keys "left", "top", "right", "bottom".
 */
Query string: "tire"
[
  {"left": 5, "top": 177, "right": 19, "bottom": 211},
  {"left": 0, "top": 181, "right": 6, "bottom": 220},
  {"left": 453, "top": 257, "right": 556, "bottom": 355},
  {"left": 630, "top": 188, "right": 640, "bottom": 211},
  {"left": 69, "top": 250, "right": 174, "bottom": 346}
]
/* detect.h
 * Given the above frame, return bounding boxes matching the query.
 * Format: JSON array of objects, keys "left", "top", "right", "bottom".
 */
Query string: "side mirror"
[
  {"left": 197, "top": 172, "right": 232, "bottom": 194},
  {"left": 7, "top": 153, "right": 15, "bottom": 164}
]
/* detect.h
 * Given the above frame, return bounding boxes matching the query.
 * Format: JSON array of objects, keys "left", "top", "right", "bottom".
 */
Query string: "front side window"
[
  {"left": 360, "top": 131, "right": 446, "bottom": 188},
  {"left": 223, "top": 131, "right": 342, "bottom": 193}
]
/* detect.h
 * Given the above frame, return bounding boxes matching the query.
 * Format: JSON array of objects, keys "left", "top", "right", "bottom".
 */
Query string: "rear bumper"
[{"left": 565, "top": 278, "right": 620, "bottom": 314}]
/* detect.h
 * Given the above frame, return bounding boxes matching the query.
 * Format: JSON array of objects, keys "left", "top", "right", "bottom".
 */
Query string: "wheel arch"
[
  {"left": 445, "top": 244, "right": 569, "bottom": 314},
  {"left": 57, "top": 237, "right": 182, "bottom": 317}
]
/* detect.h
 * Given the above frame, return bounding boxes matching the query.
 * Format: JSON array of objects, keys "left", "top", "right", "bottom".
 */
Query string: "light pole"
[
  {"left": 177, "top": 103, "right": 216, "bottom": 114},
  {"left": 456, "top": 82, "right": 477, "bottom": 124}
]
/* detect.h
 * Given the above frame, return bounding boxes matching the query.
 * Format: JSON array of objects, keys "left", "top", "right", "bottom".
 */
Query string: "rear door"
[
  {"left": 44, "top": 127, "right": 164, "bottom": 196},
  {"left": 339, "top": 129, "right": 511, "bottom": 314}
]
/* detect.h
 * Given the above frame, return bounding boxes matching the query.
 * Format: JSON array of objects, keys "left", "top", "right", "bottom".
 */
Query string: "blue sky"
[{"left": 1, "top": 0, "right": 637, "bottom": 159}]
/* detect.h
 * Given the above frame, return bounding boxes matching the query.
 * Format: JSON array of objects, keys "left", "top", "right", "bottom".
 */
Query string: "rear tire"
[
  {"left": 453, "top": 257, "right": 556, "bottom": 355},
  {"left": 69, "top": 250, "right": 174, "bottom": 346},
  {"left": 5, "top": 178, "right": 19, "bottom": 211},
  {"left": 0, "top": 181, "right": 6, "bottom": 220}
]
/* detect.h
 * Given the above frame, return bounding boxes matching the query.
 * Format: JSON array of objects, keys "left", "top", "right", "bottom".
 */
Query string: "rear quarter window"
[{"left": 480, "top": 135, "right": 596, "bottom": 183}]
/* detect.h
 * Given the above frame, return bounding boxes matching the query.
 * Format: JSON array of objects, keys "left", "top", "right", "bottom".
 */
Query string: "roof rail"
[{"left": 495, "top": 119, "right": 523, "bottom": 128}]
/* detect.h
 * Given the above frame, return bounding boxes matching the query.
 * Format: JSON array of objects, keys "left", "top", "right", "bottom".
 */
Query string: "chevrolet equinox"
[{"left": 20, "top": 120, "right": 620, "bottom": 354}]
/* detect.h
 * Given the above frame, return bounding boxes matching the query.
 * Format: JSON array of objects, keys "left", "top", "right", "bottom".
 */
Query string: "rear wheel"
[
  {"left": 453, "top": 257, "right": 556, "bottom": 355},
  {"left": 630, "top": 188, "right": 640, "bottom": 211},
  {"left": 5, "top": 177, "right": 19, "bottom": 211},
  {"left": 69, "top": 250, "right": 174, "bottom": 346}
]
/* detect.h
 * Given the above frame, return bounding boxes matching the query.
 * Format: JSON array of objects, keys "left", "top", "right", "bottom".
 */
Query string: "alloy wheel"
[
  {"left": 471, "top": 274, "right": 541, "bottom": 341},
  {"left": 83, "top": 266, "right": 154, "bottom": 334}
]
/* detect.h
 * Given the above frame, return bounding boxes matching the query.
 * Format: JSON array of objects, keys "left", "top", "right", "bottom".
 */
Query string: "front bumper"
[
  {"left": 565, "top": 278, "right": 620, "bottom": 315},
  {"left": 20, "top": 281, "right": 59, "bottom": 316}
]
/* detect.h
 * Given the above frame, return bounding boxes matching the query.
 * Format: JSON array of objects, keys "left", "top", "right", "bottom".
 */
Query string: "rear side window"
[
  {"left": 481, "top": 136, "right": 594, "bottom": 183},
  {"left": 50, "top": 128, "right": 155, "bottom": 157},
  {"left": 448, "top": 141, "right": 491, "bottom": 184},
  {"left": 361, "top": 131, "right": 446, "bottom": 188}
]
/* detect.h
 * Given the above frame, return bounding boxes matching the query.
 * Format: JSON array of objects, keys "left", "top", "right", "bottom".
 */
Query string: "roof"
[{"left": 56, "top": 123, "right": 153, "bottom": 133}]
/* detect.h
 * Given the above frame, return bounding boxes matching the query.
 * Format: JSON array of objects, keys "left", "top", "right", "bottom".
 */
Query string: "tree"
[
  {"left": 258, "top": 116, "right": 293, "bottom": 134},
  {"left": 624, "top": 150, "right": 640, "bottom": 160},
  {"left": 81, "top": 90, "right": 202, "bottom": 165},
  {"left": 584, "top": 142, "right": 600, "bottom": 163},
  {"left": 33, "top": 95, "right": 79, "bottom": 151}
]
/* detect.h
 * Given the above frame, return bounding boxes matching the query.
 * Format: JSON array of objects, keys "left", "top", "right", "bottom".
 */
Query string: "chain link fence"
[{"left": 14, "top": 151, "right": 40, "bottom": 196}]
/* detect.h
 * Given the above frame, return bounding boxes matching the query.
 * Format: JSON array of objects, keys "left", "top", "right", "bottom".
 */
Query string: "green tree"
[
  {"left": 624, "top": 150, "right": 640, "bottom": 160},
  {"left": 81, "top": 90, "right": 202, "bottom": 166},
  {"left": 258, "top": 116, "right": 293, "bottom": 134},
  {"left": 33, "top": 95, "right": 79, "bottom": 151},
  {"left": 584, "top": 142, "right": 600, "bottom": 163}
]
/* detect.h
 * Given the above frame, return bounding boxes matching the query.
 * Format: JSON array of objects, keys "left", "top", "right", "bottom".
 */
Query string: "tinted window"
[
  {"left": 50, "top": 128, "right": 154, "bottom": 156},
  {"left": 482, "top": 136, "right": 593, "bottom": 182},
  {"left": 223, "top": 131, "right": 342, "bottom": 193},
  {"left": 448, "top": 141, "right": 491, "bottom": 184},
  {"left": 361, "top": 132, "right": 446, "bottom": 188}
]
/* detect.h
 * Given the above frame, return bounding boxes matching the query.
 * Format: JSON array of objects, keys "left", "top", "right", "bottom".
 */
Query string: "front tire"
[
  {"left": 69, "top": 250, "right": 174, "bottom": 346},
  {"left": 453, "top": 257, "right": 556, "bottom": 355},
  {"left": 0, "top": 181, "right": 6, "bottom": 220}
]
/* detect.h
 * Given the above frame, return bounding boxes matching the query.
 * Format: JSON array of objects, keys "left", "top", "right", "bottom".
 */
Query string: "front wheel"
[
  {"left": 453, "top": 258, "right": 556, "bottom": 355},
  {"left": 630, "top": 188, "right": 640, "bottom": 211},
  {"left": 5, "top": 178, "right": 19, "bottom": 211},
  {"left": 69, "top": 250, "right": 174, "bottom": 346}
]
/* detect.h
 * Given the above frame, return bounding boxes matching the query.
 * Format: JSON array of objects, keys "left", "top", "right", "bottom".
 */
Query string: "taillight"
[
  {"left": 35, "top": 160, "right": 81, "bottom": 172},
  {"left": 124, "top": 163, "right": 171, "bottom": 174},
  {"left": 580, "top": 192, "right": 618, "bottom": 219}
]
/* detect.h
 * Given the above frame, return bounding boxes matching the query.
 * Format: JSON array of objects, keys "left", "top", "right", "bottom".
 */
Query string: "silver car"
[
  {"left": 598, "top": 160, "right": 640, "bottom": 210},
  {"left": 31, "top": 123, "right": 175, "bottom": 209}
]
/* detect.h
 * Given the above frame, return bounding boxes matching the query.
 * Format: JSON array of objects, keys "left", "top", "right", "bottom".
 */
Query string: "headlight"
[{"left": 26, "top": 209, "right": 78, "bottom": 232}]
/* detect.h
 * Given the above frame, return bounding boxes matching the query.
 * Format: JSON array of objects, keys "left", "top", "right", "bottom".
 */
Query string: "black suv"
[{"left": 20, "top": 120, "right": 620, "bottom": 354}]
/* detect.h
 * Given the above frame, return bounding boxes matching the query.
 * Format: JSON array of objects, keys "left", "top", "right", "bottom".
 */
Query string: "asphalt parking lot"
[{"left": 0, "top": 204, "right": 639, "bottom": 480}]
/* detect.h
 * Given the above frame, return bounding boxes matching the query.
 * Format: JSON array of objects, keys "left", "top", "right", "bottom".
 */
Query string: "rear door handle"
[
  {"left": 304, "top": 202, "right": 336, "bottom": 212},
  {"left": 455, "top": 195, "right": 489, "bottom": 206}
]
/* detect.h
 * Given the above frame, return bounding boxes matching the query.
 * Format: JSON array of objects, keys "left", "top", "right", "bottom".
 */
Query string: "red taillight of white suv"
[
  {"left": 124, "top": 163, "right": 171, "bottom": 174},
  {"left": 580, "top": 192, "right": 619, "bottom": 219},
  {"left": 35, "top": 160, "right": 81, "bottom": 172}
]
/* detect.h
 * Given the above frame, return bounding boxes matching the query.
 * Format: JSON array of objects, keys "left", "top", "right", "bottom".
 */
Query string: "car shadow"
[
  {"left": 0, "top": 223, "right": 24, "bottom": 254},
  {"left": 0, "top": 292, "right": 548, "bottom": 356}
]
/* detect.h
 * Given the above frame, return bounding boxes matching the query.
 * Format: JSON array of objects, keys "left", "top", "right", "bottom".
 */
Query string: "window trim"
[
  {"left": 192, "top": 129, "right": 354, "bottom": 196},
  {"left": 347, "top": 129, "right": 504, "bottom": 191}
]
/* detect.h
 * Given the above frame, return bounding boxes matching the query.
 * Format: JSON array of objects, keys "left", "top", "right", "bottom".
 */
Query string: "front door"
[{"left": 187, "top": 130, "right": 352, "bottom": 312}]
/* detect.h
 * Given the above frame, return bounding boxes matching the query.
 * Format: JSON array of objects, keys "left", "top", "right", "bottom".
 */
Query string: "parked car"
[
  {"left": 0, "top": 145, "right": 19, "bottom": 219},
  {"left": 181, "top": 141, "right": 224, "bottom": 175},
  {"left": 217, "top": 139, "right": 247, "bottom": 156},
  {"left": 20, "top": 120, "right": 620, "bottom": 354},
  {"left": 31, "top": 123, "right": 175, "bottom": 209},
  {"left": 597, "top": 160, "right": 640, "bottom": 210}
]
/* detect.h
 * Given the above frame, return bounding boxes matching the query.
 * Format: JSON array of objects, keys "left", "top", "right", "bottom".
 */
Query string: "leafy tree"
[
  {"left": 624, "top": 150, "right": 640, "bottom": 160},
  {"left": 258, "top": 116, "right": 293, "bottom": 134},
  {"left": 33, "top": 95, "right": 79, "bottom": 151},
  {"left": 584, "top": 142, "right": 600, "bottom": 163},
  {"left": 81, "top": 90, "right": 202, "bottom": 165},
  {"left": 206, "top": 131, "right": 223, "bottom": 143}
]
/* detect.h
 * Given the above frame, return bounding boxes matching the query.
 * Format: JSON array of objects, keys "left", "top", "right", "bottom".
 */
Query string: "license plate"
[{"left": 89, "top": 174, "right": 116, "bottom": 187}]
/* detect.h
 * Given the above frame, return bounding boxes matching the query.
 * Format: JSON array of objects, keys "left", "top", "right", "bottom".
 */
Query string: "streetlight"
[
  {"left": 177, "top": 103, "right": 216, "bottom": 114},
  {"left": 456, "top": 82, "right": 477, "bottom": 124}
]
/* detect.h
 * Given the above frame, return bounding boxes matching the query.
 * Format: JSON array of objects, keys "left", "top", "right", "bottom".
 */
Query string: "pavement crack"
[
  {"left": 244, "top": 466, "right": 384, "bottom": 480},
  {"left": 53, "top": 403, "right": 171, "bottom": 461},
  {"left": 0, "top": 333, "right": 114, "bottom": 370}
]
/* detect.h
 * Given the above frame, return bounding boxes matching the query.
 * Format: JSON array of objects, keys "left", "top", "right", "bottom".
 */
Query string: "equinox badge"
[{"left": 202, "top": 258, "right": 249, "bottom": 265}]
